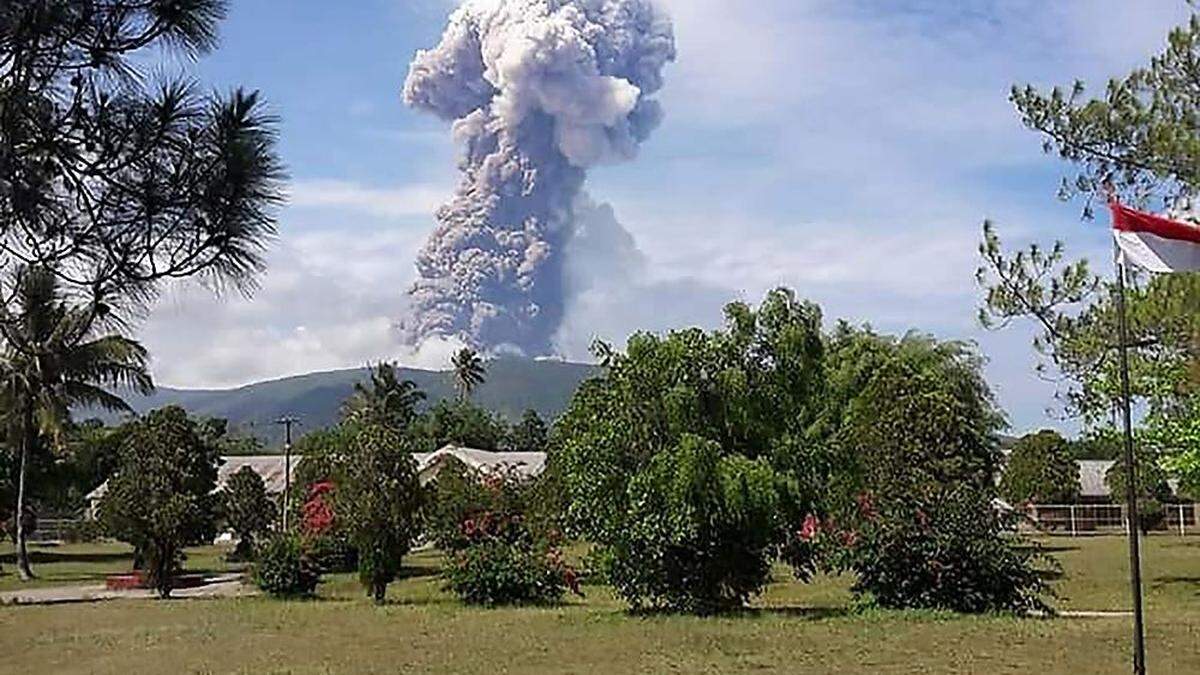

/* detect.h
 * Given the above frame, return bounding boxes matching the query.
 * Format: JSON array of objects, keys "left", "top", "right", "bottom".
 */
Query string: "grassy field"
[{"left": 0, "top": 536, "right": 1197, "bottom": 674}]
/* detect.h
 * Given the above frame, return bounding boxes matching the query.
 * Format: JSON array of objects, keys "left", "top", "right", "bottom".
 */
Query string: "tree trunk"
[
  {"left": 372, "top": 579, "right": 387, "bottom": 604},
  {"left": 15, "top": 404, "right": 35, "bottom": 581}
]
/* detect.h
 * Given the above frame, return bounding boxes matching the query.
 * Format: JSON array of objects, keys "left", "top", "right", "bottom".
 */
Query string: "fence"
[
  {"left": 1023, "top": 503, "right": 1198, "bottom": 536},
  {"left": 26, "top": 517, "right": 83, "bottom": 543}
]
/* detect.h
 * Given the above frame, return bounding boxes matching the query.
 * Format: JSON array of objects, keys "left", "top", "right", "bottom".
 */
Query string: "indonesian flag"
[{"left": 1111, "top": 200, "right": 1200, "bottom": 273}]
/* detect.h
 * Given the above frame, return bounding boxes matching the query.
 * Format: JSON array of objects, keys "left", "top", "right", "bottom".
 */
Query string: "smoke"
[{"left": 400, "top": 0, "right": 676, "bottom": 355}]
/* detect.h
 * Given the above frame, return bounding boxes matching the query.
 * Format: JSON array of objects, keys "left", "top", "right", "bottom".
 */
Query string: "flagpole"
[{"left": 1114, "top": 243, "right": 1147, "bottom": 675}]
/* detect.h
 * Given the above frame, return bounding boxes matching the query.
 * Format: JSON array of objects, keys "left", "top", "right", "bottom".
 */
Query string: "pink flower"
[
  {"left": 856, "top": 492, "right": 877, "bottom": 520},
  {"left": 799, "top": 514, "right": 821, "bottom": 541}
]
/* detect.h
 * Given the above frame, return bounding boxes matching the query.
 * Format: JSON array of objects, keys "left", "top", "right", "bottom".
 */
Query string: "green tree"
[
  {"left": 1000, "top": 430, "right": 1081, "bottom": 505},
  {"left": 507, "top": 409, "right": 548, "bottom": 453},
  {"left": 824, "top": 326, "right": 1005, "bottom": 502},
  {"left": 553, "top": 288, "right": 826, "bottom": 610},
  {"left": 977, "top": 225, "right": 1200, "bottom": 423},
  {"left": 1106, "top": 449, "right": 1173, "bottom": 535},
  {"left": 98, "top": 407, "right": 220, "bottom": 597},
  {"left": 451, "top": 348, "right": 486, "bottom": 401},
  {"left": 337, "top": 423, "right": 424, "bottom": 603},
  {"left": 0, "top": 266, "right": 151, "bottom": 580},
  {"left": 413, "top": 400, "right": 509, "bottom": 451},
  {"left": 222, "top": 465, "right": 277, "bottom": 561},
  {"left": 342, "top": 362, "right": 425, "bottom": 430},
  {"left": 0, "top": 0, "right": 285, "bottom": 311},
  {"left": 1010, "top": 15, "right": 1200, "bottom": 211}
]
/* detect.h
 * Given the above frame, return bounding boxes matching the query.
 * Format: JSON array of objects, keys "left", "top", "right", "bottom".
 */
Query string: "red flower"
[
  {"left": 799, "top": 514, "right": 821, "bottom": 541},
  {"left": 840, "top": 530, "right": 860, "bottom": 548},
  {"left": 462, "top": 518, "right": 477, "bottom": 536},
  {"left": 856, "top": 492, "right": 877, "bottom": 520}
]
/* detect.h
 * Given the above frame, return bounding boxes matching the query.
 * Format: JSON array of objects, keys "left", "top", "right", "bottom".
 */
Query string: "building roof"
[
  {"left": 85, "top": 455, "right": 301, "bottom": 502},
  {"left": 416, "top": 445, "right": 546, "bottom": 484},
  {"left": 85, "top": 445, "right": 547, "bottom": 502}
]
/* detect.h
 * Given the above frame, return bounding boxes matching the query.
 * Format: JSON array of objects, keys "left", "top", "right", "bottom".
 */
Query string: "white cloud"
[{"left": 288, "top": 179, "right": 449, "bottom": 219}]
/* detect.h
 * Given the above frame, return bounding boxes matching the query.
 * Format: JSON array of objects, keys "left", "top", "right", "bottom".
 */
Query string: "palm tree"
[
  {"left": 0, "top": 267, "right": 153, "bottom": 580},
  {"left": 450, "top": 348, "right": 486, "bottom": 401},
  {"left": 342, "top": 362, "right": 425, "bottom": 429}
]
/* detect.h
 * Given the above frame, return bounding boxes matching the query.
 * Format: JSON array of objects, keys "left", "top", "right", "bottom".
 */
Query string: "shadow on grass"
[
  {"left": 396, "top": 564, "right": 441, "bottom": 580},
  {"left": 0, "top": 550, "right": 131, "bottom": 565},
  {"left": 1150, "top": 575, "right": 1200, "bottom": 592},
  {"left": 625, "top": 605, "right": 855, "bottom": 621}
]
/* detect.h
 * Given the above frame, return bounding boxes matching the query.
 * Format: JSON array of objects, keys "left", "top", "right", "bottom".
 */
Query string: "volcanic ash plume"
[{"left": 400, "top": 0, "right": 676, "bottom": 354}]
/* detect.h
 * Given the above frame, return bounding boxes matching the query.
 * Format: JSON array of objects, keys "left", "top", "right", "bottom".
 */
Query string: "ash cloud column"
[{"left": 400, "top": 0, "right": 676, "bottom": 355}]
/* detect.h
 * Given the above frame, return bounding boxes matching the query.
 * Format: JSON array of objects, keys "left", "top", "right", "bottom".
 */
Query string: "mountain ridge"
[{"left": 95, "top": 357, "right": 599, "bottom": 447}]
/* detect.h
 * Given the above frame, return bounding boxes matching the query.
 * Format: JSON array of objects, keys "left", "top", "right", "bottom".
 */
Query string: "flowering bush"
[
  {"left": 254, "top": 533, "right": 322, "bottom": 598},
  {"left": 443, "top": 508, "right": 580, "bottom": 606},
  {"left": 809, "top": 487, "right": 1055, "bottom": 614},
  {"left": 299, "top": 480, "right": 358, "bottom": 573}
]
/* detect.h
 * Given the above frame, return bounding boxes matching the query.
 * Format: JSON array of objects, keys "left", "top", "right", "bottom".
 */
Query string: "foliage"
[
  {"left": 1070, "top": 429, "right": 1123, "bottom": 460},
  {"left": 342, "top": 362, "right": 425, "bottom": 430},
  {"left": 1105, "top": 447, "right": 1174, "bottom": 534},
  {"left": 978, "top": 226, "right": 1200, "bottom": 422},
  {"left": 554, "top": 288, "right": 826, "bottom": 550},
  {"left": 253, "top": 533, "right": 321, "bottom": 598},
  {"left": 97, "top": 407, "right": 220, "bottom": 597},
  {"left": 828, "top": 326, "right": 1005, "bottom": 501},
  {"left": 606, "top": 435, "right": 802, "bottom": 614},
  {"left": 412, "top": 400, "right": 510, "bottom": 451},
  {"left": 840, "top": 486, "right": 1054, "bottom": 614},
  {"left": 983, "top": 12, "right": 1200, "bottom": 428},
  {"left": 451, "top": 348, "right": 487, "bottom": 400},
  {"left": 1145, "top": 395, "right": 1200, "bottom": 499},
  {"left": 0, "top": 266, "right": 152, "bottom": 579},
  {"left": 442, "top": 538, "right": 575, "bottom": 607},
  {"left": 1000, "top": 430, "right": 1081, "bottom": 505},
  {"left": 506, "top": 409, "right": 548, "bottom": 453},
  {"left": 1011, "top": 15, "right": 1200, "bottom": 209},
  {"left": 337, "top": 423, "right": 424, "bottom": 603},
  {"left": 0, "top": 0, "right": 285, "bottom": 311},
  {"left": 222, "top": 466, "right": 277, "bottom": 562}
]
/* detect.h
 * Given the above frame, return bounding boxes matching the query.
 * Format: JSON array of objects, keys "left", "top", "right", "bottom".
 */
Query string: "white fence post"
[
  {"left": 1070, "top": 505, "right": 1077, "bottom": 537},
  {"left": 1180, "top": 503, "right": 1187, "bottom": 537}
]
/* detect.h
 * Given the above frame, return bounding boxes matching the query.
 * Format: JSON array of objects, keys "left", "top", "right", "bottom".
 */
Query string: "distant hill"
[{"left": 92, "top": 357, "right": 599, "bottom": 447}]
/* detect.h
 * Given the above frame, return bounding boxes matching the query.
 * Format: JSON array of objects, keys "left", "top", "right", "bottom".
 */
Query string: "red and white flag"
[{"left": 1111, "top": 200, "right": 1200, "bottom": 273}]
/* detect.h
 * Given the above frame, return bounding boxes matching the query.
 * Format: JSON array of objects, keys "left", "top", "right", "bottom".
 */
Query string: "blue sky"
[{"left": 140, "top": 0, "right": 1193, "bottom": 433}]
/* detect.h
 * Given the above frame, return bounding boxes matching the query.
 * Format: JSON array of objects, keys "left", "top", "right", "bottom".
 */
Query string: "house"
[
  {"left": 84, "top": 455, "right": 301, "bottom": 519},
  {"left": 83, "top": 445, "right": 547, "bottom": 518},
  {"left": 415, "top": 445, "right": 546, "bottom": 485}
]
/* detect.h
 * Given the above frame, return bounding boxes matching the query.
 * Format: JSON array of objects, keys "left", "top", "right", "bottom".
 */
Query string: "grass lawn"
[{"left": 0, "top": 536, "right": 1197, "bottom": 674}]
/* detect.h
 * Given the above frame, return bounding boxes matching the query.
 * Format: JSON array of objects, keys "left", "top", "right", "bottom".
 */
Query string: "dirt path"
[{"left": 0, "top": 573, "right": 256, "bottom": 605}]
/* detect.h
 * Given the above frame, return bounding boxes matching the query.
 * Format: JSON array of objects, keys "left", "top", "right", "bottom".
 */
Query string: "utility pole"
[
  {"left": 1114, "top": 251, "right": 1147, "bottom": 675},
  {"left": 276, "top": 416, "right": 300, "bottom": 532}
]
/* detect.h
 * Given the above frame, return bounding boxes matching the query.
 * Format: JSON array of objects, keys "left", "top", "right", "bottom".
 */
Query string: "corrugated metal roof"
[
  {"left": 86, "top": 455, "right": 302, "bottom": 502},
  {"left": 86, "top": 445, "right": 548, "bottom": 502},
  {"left": 417, "top": 445, "right": 546, "bottom": 484}
]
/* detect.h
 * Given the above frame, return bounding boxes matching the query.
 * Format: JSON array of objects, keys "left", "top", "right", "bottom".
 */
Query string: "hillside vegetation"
[{"left": 92, "top": 358, "right": 597, "bottom": 447}]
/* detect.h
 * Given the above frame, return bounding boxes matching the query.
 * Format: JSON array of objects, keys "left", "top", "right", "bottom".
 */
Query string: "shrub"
[
  {"left": 606, "top": 435, "right": 798, "bottom": 614},
  {"left": 254, "top": 533, "right": 321, "bottom": 598},
  {"left": 839, "top": 486, "right": 1053, "bottom": 614},
  {"left": 223, "top": 466, "right": 278, "bottom": 562},
  {"left": 297, "top": 480, "right": 358, "bottom": 573},
  {"left": 427, "top": 460, "right": 531, "bottom": 552},
  {"left": 443, "top": 537, "right": 574, "bottom": 606}
]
